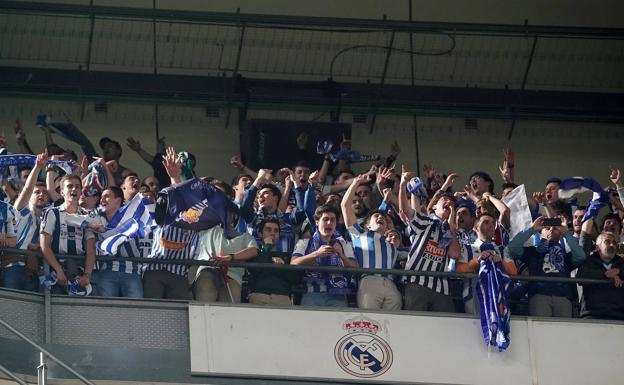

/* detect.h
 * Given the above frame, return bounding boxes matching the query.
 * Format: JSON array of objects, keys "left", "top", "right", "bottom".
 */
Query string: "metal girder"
[
  {"left": 1, "top": 66, "right": 623, "bottom": 123},
  {"left": 1, "top": 0, "right": 623, "bottom": 38}
]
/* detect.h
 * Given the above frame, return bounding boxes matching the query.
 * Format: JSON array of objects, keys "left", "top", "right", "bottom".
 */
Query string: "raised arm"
[
  {"left": 610, "top": 166, "right": 624, "bottom": 214},
  {"left": 483, "top": 191, "right": 511, "bottom": 229},
  {"left": 230, "top": 155, "right": 258, "bottom": 181},
  {"left": 14, "top": 119, "right": 34, "bottom": 155},
  {"left": 15, "top": 151, "right": 48, "bottom": 210},
  {"left": 45, "top": 155, "right": 62, "bottom": 203},
  {"left": 127, "top": 137, "right": 156, "bottom": 165},
  {"left": 499, "top": 148, "right": 515, "bottom": 183},
  {"left": 398, "top": 165, "right": 418, "bottom": 219},
  {"left": 341, "top": 174, "right": 369, "bottom": 228}
]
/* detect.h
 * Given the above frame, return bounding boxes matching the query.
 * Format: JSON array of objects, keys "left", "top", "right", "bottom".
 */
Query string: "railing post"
[
  {"left": 43, "top": 261, "right": 52, "bottom": 344},
  {"left": 37, "top": 352, "right": 47, "bottom": 385}
]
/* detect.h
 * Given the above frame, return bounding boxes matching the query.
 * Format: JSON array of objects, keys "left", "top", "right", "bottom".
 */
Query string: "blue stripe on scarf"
[{"left": 476, "top": 259, "right": 511, "bottom": 352}]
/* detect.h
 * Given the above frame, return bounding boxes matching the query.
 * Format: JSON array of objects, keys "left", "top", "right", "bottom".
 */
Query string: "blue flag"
[
  {"left": 36, "top": 114, "right": 99, "bottom": 161},
  {"left": 476, "top": 253, "right": 511, "bottom": 352},
  {"left": 155, "top": 178, "right": 240, "bottom": 238}
]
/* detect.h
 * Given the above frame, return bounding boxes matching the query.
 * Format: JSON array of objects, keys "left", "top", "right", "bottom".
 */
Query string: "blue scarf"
[
  {"left": 0, "top": 154, "right": 74, "bottom": 175},
  {"left": 303, "top": 231, "right": 352, "bottom": 294},
  {"left": 429, "top": 214, "right": 454, "bottom": 247},
  {"left": 476, "top": 250, "right": 511, "bottom": 352}
]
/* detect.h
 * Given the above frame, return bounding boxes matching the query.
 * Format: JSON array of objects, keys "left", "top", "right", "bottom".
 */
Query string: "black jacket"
[{"left": 576, "top": 252, "right": 624, "bottom": 320}]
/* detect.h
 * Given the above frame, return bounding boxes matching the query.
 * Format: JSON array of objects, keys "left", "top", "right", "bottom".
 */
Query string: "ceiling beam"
[{"left": 1, "top": 0, "right": 623, "bottom": 38}]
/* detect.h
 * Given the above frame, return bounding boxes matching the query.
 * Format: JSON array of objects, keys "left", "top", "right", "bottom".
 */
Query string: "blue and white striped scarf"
[
  {"left": 0, "top": 154, "right": 74, "bottom": 175},
  {"left": 476, "top": 250, "right": 511, "bottom": 352}
]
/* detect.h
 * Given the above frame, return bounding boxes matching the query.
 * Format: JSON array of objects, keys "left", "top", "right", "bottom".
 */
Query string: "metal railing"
[
  {"left": 0, "top": 317, "right": 96, "bottom": 385},
  {"left": 0, "top": 246, "right": 613, "bottom": 286}
]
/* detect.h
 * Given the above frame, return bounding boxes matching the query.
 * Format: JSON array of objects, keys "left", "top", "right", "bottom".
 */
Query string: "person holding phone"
[{"left": 508, "top": 216, "right": 586, "bottom": 317}]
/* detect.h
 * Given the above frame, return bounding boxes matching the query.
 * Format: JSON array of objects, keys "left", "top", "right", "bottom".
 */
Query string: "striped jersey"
[
  {"left": 403, "top": 211, "right": 454, "bottom": 295},
  {"left": 0, "top": 201, "right": 18, "bottom": 239},
  {"left": 16, "top": 206, "right": 41, "bottom": 250},
  {"left": 143, "top": 225, "right": 198, "bottom": 277},
  {"left": 40, "top": 206, "right": 95, "bottom": 257},
  {"left": 348, "top": 224, "right": 396, "bottom": 272},
  {"left": 94, "top": 211, "right": 144, "bottom": 274},
  {"left": 458, "top": 238, "right": 511, "bottom": 301}
]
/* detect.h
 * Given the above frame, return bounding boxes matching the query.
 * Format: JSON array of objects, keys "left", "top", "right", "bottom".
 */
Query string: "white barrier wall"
[{"left": 189, "top": 304, "right": 624, "bottom": 384}]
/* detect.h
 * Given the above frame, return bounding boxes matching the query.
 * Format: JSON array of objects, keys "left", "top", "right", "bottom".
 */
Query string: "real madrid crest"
[{"left": 334, "top": 317, "right": 393, "bottom": 378}]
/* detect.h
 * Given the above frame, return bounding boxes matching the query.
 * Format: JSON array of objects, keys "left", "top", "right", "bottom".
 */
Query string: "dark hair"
[
  {"left": 545, "top": 177, "right": 562, "bottom": 186},
  {"left": 231, "top": 173, "right": 252, "bottom": 187},
  {"left": 550, "top": 199, "right": 572, "bottom": 220},
  {"left": 211, "top": 180, "right": 235, "bottom": 201},
  {"left": 501, "top": 182, "right": 518, "bottom": 190},
  {"left": 476, "top": 212, "right": 497, "bottom": 222},
  {"left": 18, "top": 166, "right": 32, "bottom": 174},
  {"left": 258, "top": 218, "right": 280, "bottom": 234},
  {"left": 121, "top": 172, "right": 139, "bottom": 184},
  {"left": 259, "top": 183, "right": 282, "bottom": 203},
  {"left": 469, "top": 171, "right": 494, "bottom": 194},
  {"left": 292, "top": 160, "right": 311, "bottom": 170},
  {"left": 35, "top": 181, "right": 47, "bottom": 189},
  {"left": 363, "top": 209, "right": 387, "bottom": 227},
  {"left": 576, "top": 205, "right": 587, "bottom": 211},
  {"left": 431, "top": 191, "right": 456, "bottom": 208},
  {"left": 602, "top": 213, "right": 623, "bottom": 232},
  {"left": 104, "top": 186, "right": 124, "bottom": 200},
  {"left": 313, "top": 204, "right": 340, "bottom": 222}
]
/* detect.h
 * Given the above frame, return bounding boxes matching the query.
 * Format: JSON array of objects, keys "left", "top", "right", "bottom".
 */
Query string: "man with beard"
[
  {"left": 456, "top": 213, "right": 517, "bottom": 314},
  {"left": 572, "top": 206, "right": 587, "bottom": 239},
  {"left": 291, "top": 205, "right": 357, "bottom": 307},
  {"left": 577, "top": 232, "right": 624, "bottom": 320},
  {"left": 508, "top": 216, "right": 586, "bottom": 317},
  {"left": 399, "top": 166, "right": 460, "bottom": 312},
  {"left": 40, "top": 174, "right": 96, "bottom": 294},
  {"left": 99, "top": 137, "right": 134, "bottom": 185},
  {"left": 342, "top": 174, "right": 400, "bottom": 310}
]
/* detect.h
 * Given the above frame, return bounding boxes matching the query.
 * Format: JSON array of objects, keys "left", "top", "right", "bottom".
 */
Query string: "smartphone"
[{"left": 542, "top": 218, "right": 562, "bottom": 227}]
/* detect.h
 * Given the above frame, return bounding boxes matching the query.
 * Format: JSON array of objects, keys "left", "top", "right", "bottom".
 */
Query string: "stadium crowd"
[{"left": 1, "top": 119, "right": 623, "bottom": 321}]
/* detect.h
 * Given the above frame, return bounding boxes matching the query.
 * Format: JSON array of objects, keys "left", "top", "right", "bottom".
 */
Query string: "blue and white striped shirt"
[
  {"left": 143, "top": 225, "right": 198, "bottom": 277},
  {"left": 16, "top": 206, "right": 41, "bottom": 250},
  {"left": 40, "top": 206, "right": 95, "bottom": 258},
  {"left": 0, "top": 201, "right": 18, "bottom": 239},
  {"left": 348, "top": 224, "right": 396, "bottom": 272}
]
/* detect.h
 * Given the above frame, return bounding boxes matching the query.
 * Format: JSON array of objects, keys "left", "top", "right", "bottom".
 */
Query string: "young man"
[
  {"left": 291, "top": 205, "right": 358, "bottom": 307},
  {"left": 399, "top": 166, "right": 461, "bottom": 312},
  {"left": 341, "top": 175, "right": 401, "bottom": 310},
  {"left": 6, "top": 152, "right": 50, "bottom": 291},
  {"left": 456, "top": 213, "right": 517, "bottom": 314},
  {"left": 40, "top": 174, "right": 96, "bottom": 293},
  {"left": 92, "top": 186, "right": 145, "bottom": 298},
  {"left": 247, "top": 218, "right": 299, "bottom": 305},
  {"left": 239, "top": 168, "right": 310, "bottom": 253},
  {"left": 508, "top": 216, "right": 586, "bottom": 317},
  {"left": 121, "top": 173, "right": 141, "bottom": 202}
]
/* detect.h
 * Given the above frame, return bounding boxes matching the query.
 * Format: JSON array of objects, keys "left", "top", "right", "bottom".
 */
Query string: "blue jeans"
[
  {"left": 1, "top": 265, "right": 39, "bottom": 292},
  {"left": 301, "top": 292, "right": 348, "bottom": 307},
  {"left": 93, "top": 270, "right": 143, "bottom": 298}
]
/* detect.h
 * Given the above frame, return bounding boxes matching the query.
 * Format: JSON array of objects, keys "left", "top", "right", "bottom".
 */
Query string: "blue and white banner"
[
  {"left": 97, "top": 193, "right": 155, "bottom": 255},
  {"left": 0, "top": 154, "right": 74, "bottom": 175},
  {"left": 558, "top": 177, "right": 608, "bottom": 222}
]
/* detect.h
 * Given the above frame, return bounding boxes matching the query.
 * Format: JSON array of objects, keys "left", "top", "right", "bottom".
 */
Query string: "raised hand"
[
  {"left": 308, "top": 170, "right": 320, "bottom": 186},
  {"left": 532, "top": 216, "right": 545, "bottom": 232},
  {"left": 423, "top": 162, "right": 436, "bottom": 178},
  {"left": 441, "top": 173, "right": 458, "bottom": 192},
  {"left": 162, "top": 147, "right": 181, "bottom": 179},
  {"left": 532, "top": 191, "right": 547, "bottom": 204},
  {"left": 35, "top": 151, "right": 49, "bottom": 168},
  {"left": 400, "top": 164, "right": 417, "bottom": 185},
  {"left": 609, "top": 166, "right": 621, "bottom": 187},
  {"left": 230, "top": 155, "right": 244, "bottom": 169},
  {"left": 390, "top": 140, "right": 401, "bottom": 157},
  {"left": 126, "top": 137, "right": 141, "bottom": 152}
]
